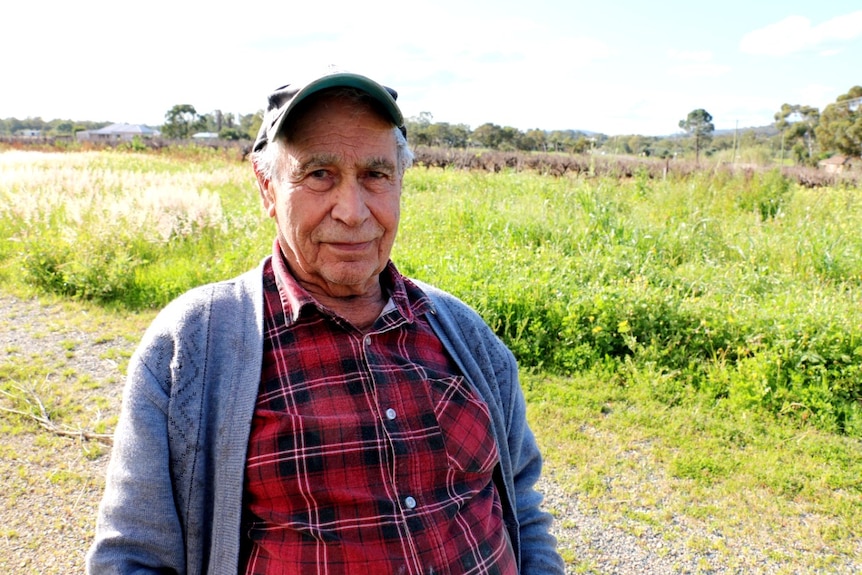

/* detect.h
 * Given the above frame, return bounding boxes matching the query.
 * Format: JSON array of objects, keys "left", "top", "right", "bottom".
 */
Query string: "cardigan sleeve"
[
  {"left": 88, "top": 266, "right": 265, "bottom": 575},
  {"left": 86, "top": 323, "right": 187, "bottom": 574}
]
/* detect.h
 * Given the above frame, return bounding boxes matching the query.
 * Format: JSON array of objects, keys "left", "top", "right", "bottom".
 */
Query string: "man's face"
[{"left": 258, "top": 94, "right": 402, "bottom": 299}]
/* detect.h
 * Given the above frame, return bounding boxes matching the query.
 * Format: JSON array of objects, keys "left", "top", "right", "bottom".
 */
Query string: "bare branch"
[{"left": 0, "top": 383, "right": 113, "bottom": 445}]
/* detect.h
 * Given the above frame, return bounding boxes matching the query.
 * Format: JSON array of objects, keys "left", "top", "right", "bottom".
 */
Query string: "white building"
[{"left": 76, "top": 123, "right": 161, "bottom": 142}]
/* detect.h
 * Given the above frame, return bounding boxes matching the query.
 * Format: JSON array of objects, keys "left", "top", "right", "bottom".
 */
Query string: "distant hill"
[
  {"left": 714, "top": 124, "right": 778, "bottom": 137},
  {"left": 569, "top": 125, "right": 779, "bottom": 140}
]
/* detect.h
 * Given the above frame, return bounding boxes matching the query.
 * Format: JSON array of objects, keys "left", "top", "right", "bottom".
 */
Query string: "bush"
[
  {"left": 3, "top": 151, "right": 862, "bottom": 437},
  {"left": 735, "top": 168, "right": 792, "bottom": 220}
]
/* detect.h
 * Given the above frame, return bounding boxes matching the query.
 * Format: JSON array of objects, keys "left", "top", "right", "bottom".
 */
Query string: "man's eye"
[{"left": 303, "top": 169, "right": 335, "bottom": 192}]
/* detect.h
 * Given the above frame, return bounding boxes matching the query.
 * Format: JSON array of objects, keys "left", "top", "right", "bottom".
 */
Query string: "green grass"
[
  {"left": 396, "top": 167, "right": 862, "bottom": 436},
  {"left": 524, "top": 369, "right": 862, "bottom": 570},
  {"left": 3, "top": 151, "right": 861, "bottom": 435},
  {"left": 0, "top": 150, "right": 270, "bottom": 307},
  {"left": 1, "top": 149, "right": 861, "bottom": 571}
]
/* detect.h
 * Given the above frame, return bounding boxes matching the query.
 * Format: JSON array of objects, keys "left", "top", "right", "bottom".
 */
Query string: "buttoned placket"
[{"left": 360, "top": 326, "right": 425, "bottom": 513}]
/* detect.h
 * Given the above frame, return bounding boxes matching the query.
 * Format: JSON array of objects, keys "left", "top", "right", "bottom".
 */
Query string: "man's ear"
[{"left": 254, "top": 165, "right": 277, "bottom": 218}]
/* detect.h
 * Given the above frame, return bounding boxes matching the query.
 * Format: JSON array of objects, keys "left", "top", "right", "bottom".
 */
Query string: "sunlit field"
[
  {"left": 0, "top": 150, "right": 269, "bottom": 306},
  {"left": 2, "top": 149, "right": 861, "bottom": 572},
  {"left": 2, "top": 150, "right": 861, "bottom": 434}
]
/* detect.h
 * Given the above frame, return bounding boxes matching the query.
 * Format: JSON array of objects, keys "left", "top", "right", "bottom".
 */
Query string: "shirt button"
[
  {"left": 385, "top": 408, "right": 397, "bottom": 420},
  {"left": 364, "top": 336, "right": 371, "bottom": 346},
  {"left": 404, "top": 496, "right": 417, "bottom": 509}
]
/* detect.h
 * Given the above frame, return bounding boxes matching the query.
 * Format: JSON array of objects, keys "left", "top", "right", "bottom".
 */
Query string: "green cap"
[{"left": 253, "top": 68, "right": 404, "bottom": 152}]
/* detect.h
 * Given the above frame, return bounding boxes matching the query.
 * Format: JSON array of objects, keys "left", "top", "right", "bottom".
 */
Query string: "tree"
[
  {"left": 218, "top": 127, "right": 249, "bottom": 141},
  {"left": 425, "top": 122, "right": 469, "bottom": 148},
  {"left": 52, "top": 121, "right": 75, "bottom": 135},
  {"left": 162, "top": 104, "right": 207, "bottom": 139},
  {"left": 523, "top": 129, "right": 547, "bottom": 152},
  {"left": 570, "top": 136, "right": 592, "bottom": 155},
  {"left": 241, "top": 111, "right": 263, "bottom": 141},
  {"left": 774, "top": 103, "right": 819, "bottom": 164},
  {"left": 404, "top": 112, "right": 435, "bottom": 146},
  {"left": 498, "top": 126, "right": 521, "bottom": 151},
  {"left": 678, "top": 108, "right": 714, "bottom": 163},
  {"left": 628, "top": 135, "right": 652, "bottom": 156},
  {"left": 603, "top": 135, "right": 632, "bottom": 155},
  {"left": 815, "top": 86, "right": 862, "bottom": 158},
  {"left": 547, "top": 130, "right": 580, "bottom": 152},
  {"left": 471, "top": 122, "right": 504, "bottom": 149}
]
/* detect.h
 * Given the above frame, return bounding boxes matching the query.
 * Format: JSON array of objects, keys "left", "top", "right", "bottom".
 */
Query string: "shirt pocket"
[{"left": 427, "top": 375, "right": 499, "bottom": 475}]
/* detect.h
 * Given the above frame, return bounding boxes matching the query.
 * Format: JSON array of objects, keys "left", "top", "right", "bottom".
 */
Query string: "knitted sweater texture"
[{"left": 87, "top": 261, "right": 564, "bottom": 574}]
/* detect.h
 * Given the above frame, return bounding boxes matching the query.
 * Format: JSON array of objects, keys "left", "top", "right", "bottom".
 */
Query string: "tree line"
[
  {"left": 0, "top": 107, "right": 264, "bottom": 142},
  {"left": 158, "top": 105, "right": 262, "bottom": 140},
  {"left": 3, "top": 85, "right": 859, "bottom": 163}
]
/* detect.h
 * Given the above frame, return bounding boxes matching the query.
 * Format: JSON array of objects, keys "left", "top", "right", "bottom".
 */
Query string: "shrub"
[
  {"left": 3, "top": 152, "right": 861, "bottom": 437},
  {"left": 734, "top": 168, "right": 792, "bottom": 220}
]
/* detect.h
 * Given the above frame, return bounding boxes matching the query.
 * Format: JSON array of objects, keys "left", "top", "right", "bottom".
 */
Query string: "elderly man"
[{"left": 87, "top": 69, "right": 564, "bottom": 575}]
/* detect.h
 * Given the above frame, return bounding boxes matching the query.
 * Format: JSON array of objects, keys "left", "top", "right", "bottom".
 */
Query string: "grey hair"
[{"left": 252, "top": 126, "right": 413, "bottom": 184}]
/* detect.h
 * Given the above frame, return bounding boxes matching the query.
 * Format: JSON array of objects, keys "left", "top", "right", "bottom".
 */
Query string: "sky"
[{"left": 3, "top": 0, "right": 861, "bottom": 136}]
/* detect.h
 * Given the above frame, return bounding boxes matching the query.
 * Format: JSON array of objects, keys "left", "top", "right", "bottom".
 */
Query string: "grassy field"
[{"left": 1, "top": 149, "right": 860, "bottom": 572}]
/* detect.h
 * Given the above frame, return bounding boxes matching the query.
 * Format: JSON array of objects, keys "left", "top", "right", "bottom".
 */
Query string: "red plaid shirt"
[{"left": 239, "top": 248, "right": 516, "bottom": 575}]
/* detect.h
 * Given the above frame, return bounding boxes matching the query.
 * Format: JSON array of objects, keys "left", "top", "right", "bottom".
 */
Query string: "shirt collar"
[{"left": 269, "top": 239, "right": 433, "bottom": 327}]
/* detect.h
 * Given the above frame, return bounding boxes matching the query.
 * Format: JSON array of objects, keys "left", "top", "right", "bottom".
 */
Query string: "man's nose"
[{"left": 330, "top": 177, "right": 370, "bottom": 225}]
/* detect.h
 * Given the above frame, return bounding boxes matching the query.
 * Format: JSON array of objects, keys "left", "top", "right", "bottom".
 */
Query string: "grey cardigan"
[{"left": 87, "top": 261, "right": 564, "bottom": 574}]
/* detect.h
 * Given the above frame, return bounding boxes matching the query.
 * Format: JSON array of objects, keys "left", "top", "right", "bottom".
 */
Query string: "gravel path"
[
  {"left": 0, "top": 294, "right": 126, "bottom": 573},
  {"left": 0, "top": 292, "right": 699, "bottom": 574},
  {"left": 0, "top": 292, "right": 842, "bottom": 574},
  {"left": 538, "top": 477, "right": 711, "bottom": 574}
]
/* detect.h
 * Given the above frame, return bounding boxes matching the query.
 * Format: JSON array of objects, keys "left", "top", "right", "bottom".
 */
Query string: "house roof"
[
  {"left": 92, "top": 123, "right": 160, "bottom": 135},
  {"left": 819, "top": 155, "right": 850, "bottom": 165}
]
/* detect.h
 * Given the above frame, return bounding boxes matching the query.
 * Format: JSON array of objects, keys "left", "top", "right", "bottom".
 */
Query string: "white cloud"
[
  {"left": 665, "top": 50, "right": 730, "bottom": 78},
  {"left": 667, "top": 49, "right": 714, "bottom": 63},
  {"left": 666, "top": 64, "right": 732, "bottom": 78},
  {"left": 739, "top": 15, "right": 810, "bottom": 55},
  {"left": 740, "top": 10, "right": 862, "bottom": 56},
  {"left": 817, "top": 9, "right": 862, "bottom": 41}
]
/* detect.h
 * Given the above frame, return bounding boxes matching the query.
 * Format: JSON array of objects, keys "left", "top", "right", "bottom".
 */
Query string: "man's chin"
[{"left": 319, "top": 267, "right": 384, "bottom": 297}]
